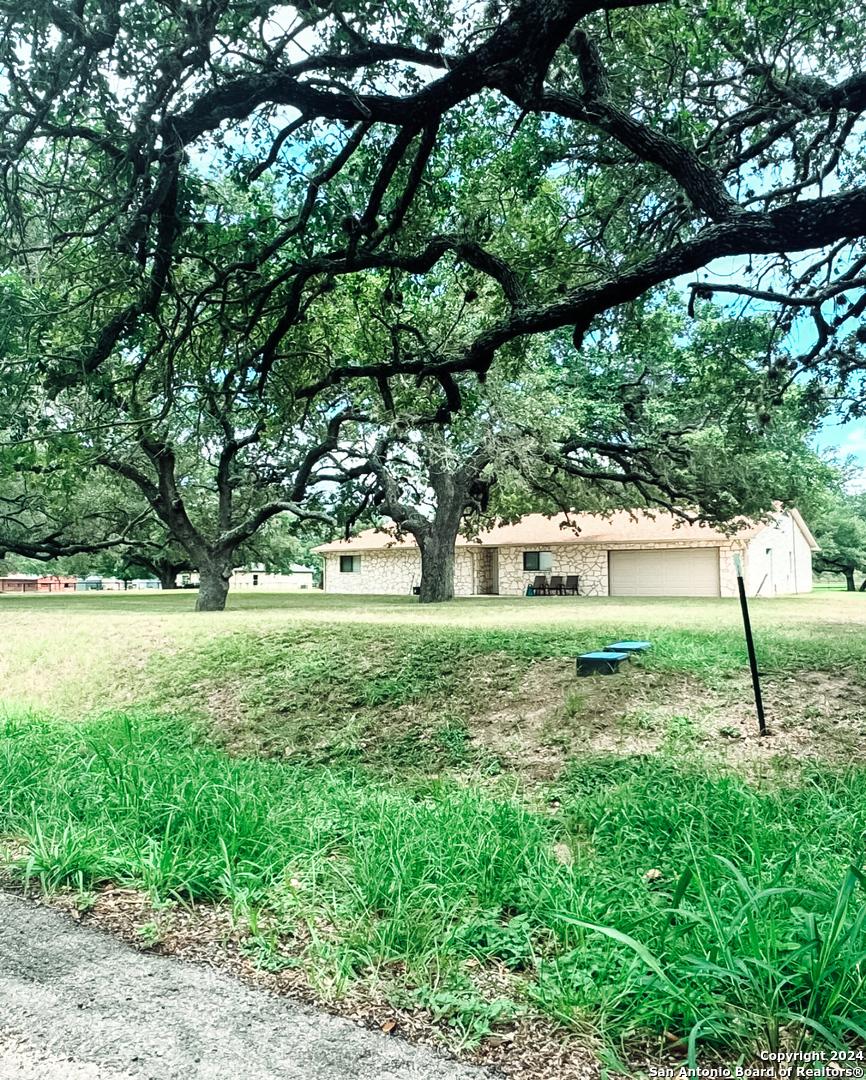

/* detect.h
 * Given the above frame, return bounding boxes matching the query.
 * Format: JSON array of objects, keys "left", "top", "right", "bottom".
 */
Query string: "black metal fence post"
[{"left": 733, "top": 553, "right": 767, "bottom": 736}]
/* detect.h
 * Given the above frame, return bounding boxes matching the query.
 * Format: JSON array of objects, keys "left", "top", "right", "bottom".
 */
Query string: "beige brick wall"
[
  {"left": 719, "top": 543, "right": 744, "bottom": 598},
  {"left": 477, "top": 549, "right": 495, "bottom": 594},
  {"left": 322, "top": 547, "right": 477, "bottom": 595},
  {"left": 498, "top": 541, "right": 742, "bottom": 597},
  {"left": 323, "top": 548, "right": 420, "bottom": 594},
  {"left": 496, "top": 543, "right": 608, "bottom": 596}
]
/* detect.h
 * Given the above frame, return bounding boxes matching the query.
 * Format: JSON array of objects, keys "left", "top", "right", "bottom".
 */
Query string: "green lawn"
[
  {"left": 1, "top": 590, "right": 865, "bottom": 1070},
  {"left": 3, "top": 588, "right": 865, "bottom": 720}
]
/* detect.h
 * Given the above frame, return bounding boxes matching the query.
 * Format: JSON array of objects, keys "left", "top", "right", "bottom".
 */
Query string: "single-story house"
[
  {"left": 0, "top": 575, "right": 77, "bottom": 593},
  {"left": 177, "top": 564, "right": 316, "bottom": 590},
  {"left": 230, "top": 564, "right": 316, "bottom": 590},
  {"left": 0, "top": 575, "right": 40, "bottom": 593},
  {"left": 76, "top": 576, "right": 127, "bottom": 591},
  {"left": 39, "top": 575, "right": 78, "bottom": 592},
  {"left": 313, "top": 509, "right": 819, "bottom": 598}
]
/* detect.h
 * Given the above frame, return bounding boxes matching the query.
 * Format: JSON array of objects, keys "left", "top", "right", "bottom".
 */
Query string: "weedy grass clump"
[{"left": 1, "top": 710, "right": 864, "bottom": 1063}]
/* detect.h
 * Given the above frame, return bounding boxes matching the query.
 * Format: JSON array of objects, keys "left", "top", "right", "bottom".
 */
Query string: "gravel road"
[{"left": 0, "top": 892, "right": 496, "bottom": 1080}]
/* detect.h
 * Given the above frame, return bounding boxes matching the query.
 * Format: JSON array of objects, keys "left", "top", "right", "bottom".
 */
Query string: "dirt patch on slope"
[
  {"left": 195, "top": 652, "right": 866, "bottom": 782},
  {"left": 468, "top": 659, "right": 866, "bottom": 779}
]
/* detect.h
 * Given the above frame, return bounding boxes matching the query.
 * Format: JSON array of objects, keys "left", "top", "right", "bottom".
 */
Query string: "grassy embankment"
[{"left": 1, "top": 590, "right": 865, "bottom": 1067}]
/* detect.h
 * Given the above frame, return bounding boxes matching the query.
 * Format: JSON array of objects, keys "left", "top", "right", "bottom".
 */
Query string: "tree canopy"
[
  {"left": 811, "top": 493, "right": 866, "bottom": 590},
  {"left": 6, "top": 0, "right": 866, "bottom": 368}
]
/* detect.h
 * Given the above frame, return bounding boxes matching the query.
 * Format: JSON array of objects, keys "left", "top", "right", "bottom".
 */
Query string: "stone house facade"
[{"left": 314, "top": 510, "right": 818, "bottom": 598}]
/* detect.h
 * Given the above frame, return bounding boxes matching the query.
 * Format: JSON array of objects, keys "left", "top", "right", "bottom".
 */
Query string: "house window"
[
  {"left": 523, "top": 551, "right": 553, "bottom": 572},
  {"left": 340, "top": 555, "right": 361, "bottom": 573},
  {"left": 252, "top": 574, "right": 259, "bottom": 586}
]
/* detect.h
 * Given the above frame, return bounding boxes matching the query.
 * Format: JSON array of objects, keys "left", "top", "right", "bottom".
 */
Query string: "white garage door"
[{"left": 609, "top": 548, "right": 720, "bottom": 597}]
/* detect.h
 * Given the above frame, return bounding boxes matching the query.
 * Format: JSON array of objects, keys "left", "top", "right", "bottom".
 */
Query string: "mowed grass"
[
  {"left": 3, "top": 588, "right": 866, "bottom": 725},
  {"left": 1, "top": 589, "right": 866, "bottom": 1066}
]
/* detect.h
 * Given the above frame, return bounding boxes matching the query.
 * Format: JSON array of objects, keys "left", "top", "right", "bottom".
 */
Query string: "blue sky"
[
  {"left": 814, "top": 415, "right": 866, "bottom": 488},
  {"left": 691, "top": 257, "right": 866, "bottom": 488}
]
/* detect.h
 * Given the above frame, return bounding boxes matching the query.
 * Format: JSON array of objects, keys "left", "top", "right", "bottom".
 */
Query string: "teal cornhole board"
[
  {"left": 577, "top": 651, "right": 629, "bottom": 675},
  {"left": 605, "top": 640, "right": 651, "bottom": 658}
]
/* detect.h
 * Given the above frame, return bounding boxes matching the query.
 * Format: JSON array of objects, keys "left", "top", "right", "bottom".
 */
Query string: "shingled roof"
[{"left": 313, "top": 509, "right": 817, "bottom": 553}]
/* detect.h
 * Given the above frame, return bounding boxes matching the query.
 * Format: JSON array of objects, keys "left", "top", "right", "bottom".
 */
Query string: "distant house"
[
  {"left": 177, "top": 564, "right": 316, "bottom": 590},
  {"left": 230, "top": 564, "right": 316, "bottom": 590},
  {"left": 314, "top": 510, "right": 819, "bottom": 599},
  {"left": 0, "top": 575, "right": 77, "bottom": 594},
  {"left": 77, "top": 576, "right": 124, "bottom": 591},
  {"left": 39, "top": 575, "right": 78, "bottom": 592},
  {"left": 0, "top": 575, "right": 40, "bottom": 593}
]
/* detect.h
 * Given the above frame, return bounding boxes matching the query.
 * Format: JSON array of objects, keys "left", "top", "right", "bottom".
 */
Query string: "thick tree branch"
[
  {"left": 545, "top": 33, "right": 741, "bottom": 223},
  {"left": 217, "top": 501, "right": 337, "bottom": 552}
]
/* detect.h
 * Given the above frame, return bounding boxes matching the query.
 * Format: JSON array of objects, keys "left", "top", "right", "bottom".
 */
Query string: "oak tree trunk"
[
  {"left": 373, "top": 434, "right": 492, "bottom": 605},
  {"left": 196, "top": 560, "right": 232, "bottom": 611},
  {"left": 845, "top": 569, "right": 857, "bottom": 592},
  {"left": 159, "top": 570, "right": 180, "bottom": 590},
  {"left": 417, "top": 533, "right": 457, "bottom": 603},
  {"left": 415, "top": 490, "right": 466, "bottom": 604}
]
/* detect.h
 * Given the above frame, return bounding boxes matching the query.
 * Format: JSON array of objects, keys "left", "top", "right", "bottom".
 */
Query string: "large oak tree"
[
  {"left": 343, "top": 297, "right": 837, "bottom": 601},
  {"left": 811, "top": 493, "right": 866, "bottom": 590}
]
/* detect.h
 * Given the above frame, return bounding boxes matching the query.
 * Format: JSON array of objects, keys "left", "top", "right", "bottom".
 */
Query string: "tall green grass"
[{"left": 1, "top": 711, "right": 864, "bottom": 1061}]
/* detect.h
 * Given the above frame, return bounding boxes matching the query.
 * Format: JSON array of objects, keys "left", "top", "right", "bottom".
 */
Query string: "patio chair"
[
  {"left": 548, "top": 575, "right": 565, "bottom": 595},
  {"left": 564, "top": 575, "right": 580, "bottom": 595},
  {"left": 531, "top": 575, "right": 549, "bottom": 596}
]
